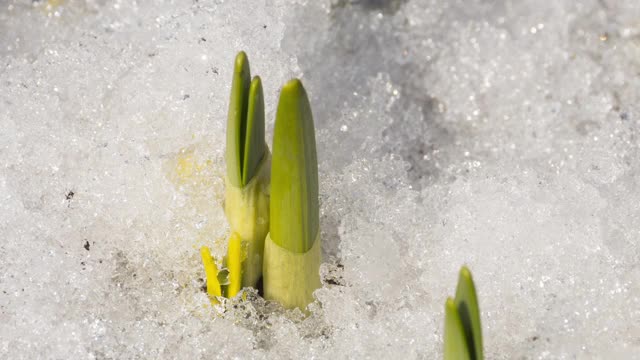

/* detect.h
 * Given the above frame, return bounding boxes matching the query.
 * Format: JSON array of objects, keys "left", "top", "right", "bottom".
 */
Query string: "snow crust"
[{"left": 1, "top": 0, "right": 639, "bottom": 358}]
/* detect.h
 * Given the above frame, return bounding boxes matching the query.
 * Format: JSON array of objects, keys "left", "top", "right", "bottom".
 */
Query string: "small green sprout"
[
  {"left": 201, "top": 52, "right": 321, "bottom": 311},
  {"left": 201, "top": 52, "right": 270, "bottom": 302},
  {"left": 223, "top": 51, "right": 271, "bottom": 291},
  {"left": 225, "top": 51, "right": 268, "bottom": 188},
  {"left": 200, "top": 246, "right": 221, "bottom": 302},
  {"left": 263, "top": 79, "right": 322, "bottom": 311},
  {"left": 444, "top": 266, "right": 484, "bottom": 360}
]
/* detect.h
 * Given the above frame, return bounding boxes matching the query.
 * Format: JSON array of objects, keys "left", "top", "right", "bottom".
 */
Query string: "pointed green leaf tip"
[
  {"left": 454, "top": 266, "right": 483, "bottom": 360},
  {"left": 444, "top": 298, "right": 471, "bottom": 360},
  {"left": 243, "top": 76, "right": 266, "bottom": 186},
  {"left": 270, "top": 79, "right": 319, "bottom": 253},
  {"left": 444, "top": 266, "right": 483, "bottom": 360},
  {"left": 225, "top": 51, "right": 267, "bottom": 187}
]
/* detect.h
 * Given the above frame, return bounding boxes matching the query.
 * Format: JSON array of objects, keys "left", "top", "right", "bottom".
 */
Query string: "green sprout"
[
  {"left": 225, "top": 51, "right": 268, "bottom": 188},
  {"left": 200, "top": 246, "right": 222, "bottom": 301},
  {"left": 201, "top": 52, "right": 320, "bottom": 311},
  {"left": 444, "top": 266, "right": 484, "bottom": 360},
  {"left": 263, "top": 79, "right": 322, "bottom": 311},
  {"left": 201, "top": 51, "right": 270, "bottom": 301},
  {"left": 223, "top": 52, "right": 271, "bottom": 293}
]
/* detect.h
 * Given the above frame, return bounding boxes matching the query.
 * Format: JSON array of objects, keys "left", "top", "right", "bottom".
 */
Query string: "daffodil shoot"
[
  {"left": 201, "top": 53, "right": 321, "bottom": 312},
  {"left": 263, "top": 79, "right": 321, "bottom": 311},
  {"left": 444, "top": 266, "right": 484, "bottom": 360}
]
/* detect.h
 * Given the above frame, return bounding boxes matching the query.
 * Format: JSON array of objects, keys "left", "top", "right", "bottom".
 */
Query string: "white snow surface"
[{"left": 1, "top": 0, "right": 640, "bottom": 358}]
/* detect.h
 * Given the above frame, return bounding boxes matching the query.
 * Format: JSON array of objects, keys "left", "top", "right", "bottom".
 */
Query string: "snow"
[{"left": 1, "top": 0, "right": 639, "bottom": 358}]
